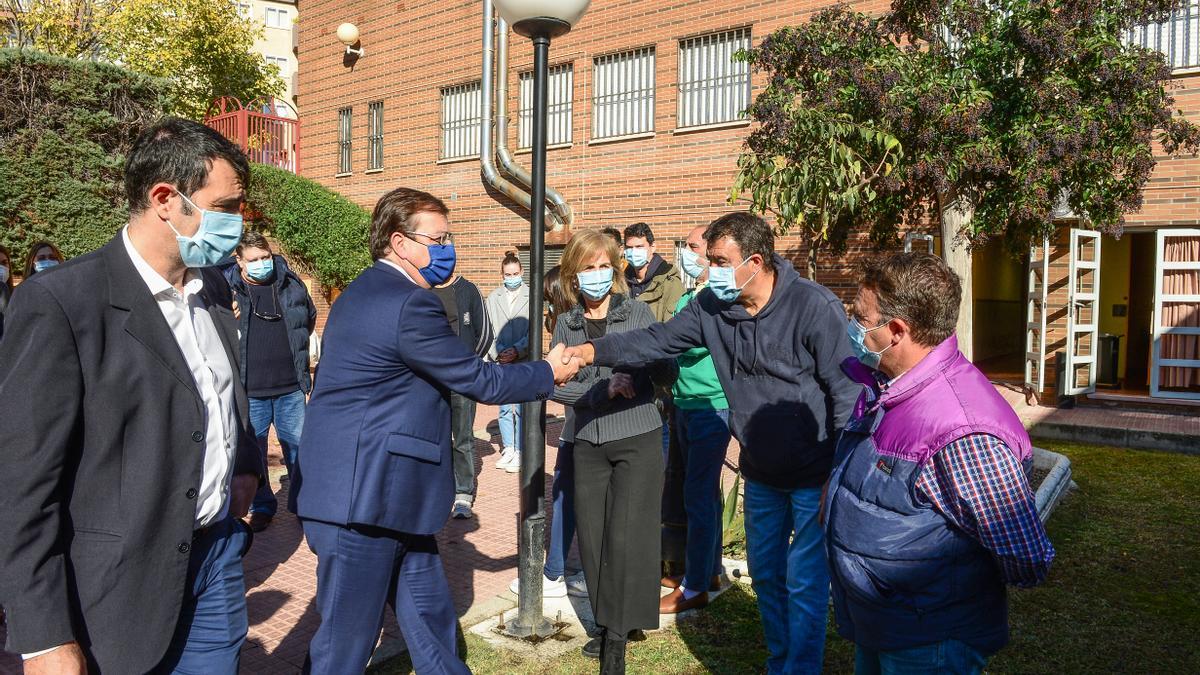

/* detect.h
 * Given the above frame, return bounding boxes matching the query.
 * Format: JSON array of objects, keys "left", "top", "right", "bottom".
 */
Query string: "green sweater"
[{"left": 671, "top": 286, "right": 728, "bottom": 410}]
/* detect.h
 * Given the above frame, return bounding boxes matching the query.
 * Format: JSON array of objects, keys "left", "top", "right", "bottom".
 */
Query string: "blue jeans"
[
  {"left": 248, "top": 389, "right": 306, "bottom": 516},
  {"left": 855, "top": 640, "right": 988, "bottom": 675},
  {"left": 156, "top": 517, "right": 251, "bottom": 673},
  {"left": 678, "top": 407, "right": 731, "bottom": 593},
  {"left": 499, "top": 403, "right": 522, "bottom": 451},
  {"left": 744, "top": 479, "right": 830, "bottom": 675},
  {"left": 544, "top": 440, "right": 578, "bottom": 580}
]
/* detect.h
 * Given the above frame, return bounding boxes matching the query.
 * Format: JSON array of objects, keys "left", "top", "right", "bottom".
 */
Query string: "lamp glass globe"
[
  {"left": 493, "top": 0, "right": 590, "bottom": 30},
  {"left": 336, "top": 23, "right": 360, "bottom": 46}
]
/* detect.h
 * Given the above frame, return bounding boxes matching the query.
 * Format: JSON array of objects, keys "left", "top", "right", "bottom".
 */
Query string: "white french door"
[
  {"left": 1024, "top": 235, "right": 1050, "bottom": 401},
  {"left": 1064, "top": 229, "right": 1101, "bottom": 395},
  {"left": 1151, "top": 228, "right": 1200, "bottom": 400}
]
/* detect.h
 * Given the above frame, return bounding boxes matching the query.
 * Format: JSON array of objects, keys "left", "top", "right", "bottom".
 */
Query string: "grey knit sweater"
[{"left": 551, "top": 293, "right": 676, "bottom": 445}]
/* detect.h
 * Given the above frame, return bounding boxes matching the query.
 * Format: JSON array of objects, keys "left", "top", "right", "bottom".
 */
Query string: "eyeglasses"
[
  {"left": 407, "top": 231, "right": 455, "bottom": 246},
  {"left": 252, "top": 285, "right": 283, "bottom": 321}
]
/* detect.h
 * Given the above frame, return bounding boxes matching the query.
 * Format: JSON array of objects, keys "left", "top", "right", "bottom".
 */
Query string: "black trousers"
[
  {"left": 449, "top": 392, "right": 477, "bottom": 499},
  {"left": 574, "top": 427, "right": 664, "bottom": 635}
]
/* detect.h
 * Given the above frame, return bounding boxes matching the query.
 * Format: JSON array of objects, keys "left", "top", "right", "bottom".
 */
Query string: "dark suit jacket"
[
  {"left": 0, "top": 236, "right": 263, "bottom": 673},
  {"left": 292, "top": 262, "right": 553, "bottom": 535}
]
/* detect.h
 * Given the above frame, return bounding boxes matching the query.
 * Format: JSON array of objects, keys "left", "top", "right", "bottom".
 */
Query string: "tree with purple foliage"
[{"left": 732, "top": 0, "right": 1199, "bottom": 356}]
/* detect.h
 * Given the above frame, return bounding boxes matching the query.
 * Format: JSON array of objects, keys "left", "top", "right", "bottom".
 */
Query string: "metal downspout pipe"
[
  {"left": 496, "top": 16, "right": 574, "bottom": 231},
  {"left": 481, "top": 2, "right": 564, "bottom": 230}
]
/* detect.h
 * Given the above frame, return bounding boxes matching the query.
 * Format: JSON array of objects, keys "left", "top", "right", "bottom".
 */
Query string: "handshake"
[{"left": 543, "top": 343, "right": 596, "bottom": 385}]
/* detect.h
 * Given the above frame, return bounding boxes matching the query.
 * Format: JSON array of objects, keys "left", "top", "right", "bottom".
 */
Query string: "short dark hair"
[
  {"left": 370, "top": 187, "right": 449, "bottom": 260},
  {"left": 125, "top": 118, "right": 250, "bottom": 214},
  {"left": 704, "top": 212, "right": 775, "bottom": 271},
  {"left": 860, "top": 252, "right": 962, "bottom": 347},
  {"left": 599, "top": 227, "right": 624, "bottom": 248},
  {"left": 236, "top": 231, "right": 272, "bottom": 256},
  {"left": 623, "top": 222, "right": 654, "bottom": 244}
]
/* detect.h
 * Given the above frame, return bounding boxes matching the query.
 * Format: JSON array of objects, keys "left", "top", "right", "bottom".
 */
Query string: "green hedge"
[
  {"left": 0, "top": 48, "right": 174, "bottom": 262},
  {"left": 246, "top": 163, "right": 372, "bottom": 288}
]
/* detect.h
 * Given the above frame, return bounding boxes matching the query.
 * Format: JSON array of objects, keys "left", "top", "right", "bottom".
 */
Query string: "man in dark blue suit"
[{"left": 293, "top": 187, "right": 580, "bottom": 674}]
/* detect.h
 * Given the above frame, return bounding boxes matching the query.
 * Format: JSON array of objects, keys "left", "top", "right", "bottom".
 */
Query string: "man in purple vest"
[{"left": 825, "top": 252, "right": 1055, "bottom": 674}]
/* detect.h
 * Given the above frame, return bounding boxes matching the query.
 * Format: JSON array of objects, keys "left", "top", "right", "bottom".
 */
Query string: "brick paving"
[{"left": 0, "top": 401, "right": 740, "bottom": 674}]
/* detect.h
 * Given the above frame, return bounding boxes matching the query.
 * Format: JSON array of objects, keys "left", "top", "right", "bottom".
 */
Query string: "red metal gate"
[{"left": 204, "top": 97, "right": 301, "bottom": 174}]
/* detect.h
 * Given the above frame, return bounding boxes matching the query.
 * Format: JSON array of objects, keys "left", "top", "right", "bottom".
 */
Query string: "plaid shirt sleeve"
[{"left": 915, "top": 434, "right": 1056, "bottom": 587}]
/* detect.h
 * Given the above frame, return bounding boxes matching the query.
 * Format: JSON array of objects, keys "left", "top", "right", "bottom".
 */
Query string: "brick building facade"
[{"left": 295, "top": 0, "right": 1200, "bottom": 405}]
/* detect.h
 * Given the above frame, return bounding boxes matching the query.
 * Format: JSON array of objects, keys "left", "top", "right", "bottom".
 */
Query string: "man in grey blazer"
[{"left": 0, "top": 118, "right": 263, "bottom": 673}]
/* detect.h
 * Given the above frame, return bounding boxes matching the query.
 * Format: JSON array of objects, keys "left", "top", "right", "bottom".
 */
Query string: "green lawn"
[{"left": 375, "top": 441, "right": 1200, "bottom": 673}]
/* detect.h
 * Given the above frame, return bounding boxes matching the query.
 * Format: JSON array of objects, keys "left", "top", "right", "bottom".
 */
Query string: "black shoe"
[
  {"left": 582, "top": 635, "right": 603, "bottom": 659},
  {"left": 247, "top": 512, "right": 272, "bottom": 533},
  {"left": 627, "top": 629, "right": 646, "bottom": 641},
  {"left": 600, "top": 631, "right": 627, "bottom": 674}
]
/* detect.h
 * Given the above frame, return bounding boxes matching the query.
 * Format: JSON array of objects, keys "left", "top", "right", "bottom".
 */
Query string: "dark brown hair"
[
  {"left": 860, "top": 252, "right": 962, "bottom": 347},
  {"left": 543, "top": 265, "right": 569, "bottom": 334},
  {"left": 24, "top": 240, "right": 65, "bottom": 278},
  {"left": 369, "top": 187, "right": 449, "bottom": 260},
  {"left": 236, "top": 231, "right": 272, "bottom": 257},
  {"left": 0, "top": 244, "right": 12, "bottom": 291},
  {"left": 502, "top": 250, "right": 522, "bottom": 271}
]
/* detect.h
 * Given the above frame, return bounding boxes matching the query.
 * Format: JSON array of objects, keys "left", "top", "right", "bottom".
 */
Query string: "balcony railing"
[
  {"left": 1126, "top": 0, "right": 1200, "bottom": 71},
  {"left": 204, "top": 96, "right": 301, "bottom": 174}
]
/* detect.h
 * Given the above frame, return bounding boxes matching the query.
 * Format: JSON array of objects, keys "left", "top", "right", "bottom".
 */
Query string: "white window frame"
[
  {"left": 1150, "top": 228, "right": 1200, "bottom": 399},
  {"left": 1064, "top": 229, "right": 1102, "bottom": 396},
  {"left": 678, "top": 28, "right": 752, "bottom": 129},
  {"left": 1125, "top": 0, "right": 1200, "bottom": 71},
  {"left": 265, "top": 6, "right": 288, "bottom": 29},
  {"left": 265, "top": 54, "right": 289, "bottom": 74},
  {"left": 592, "top": 47, "right": 656, "bottom": 140},
  {"left": 1025, "top": 236, "right": 1050, "bottom": 401},
  {"left": 440, "top": 82, "right": 482, "bottom": 161},
  {"left": 519, "top": 64, "right": 574, "bottom": 149}
]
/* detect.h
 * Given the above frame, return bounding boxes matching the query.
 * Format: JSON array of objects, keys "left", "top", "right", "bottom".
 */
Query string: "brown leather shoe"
[
  {"left": 659, "top": 587, "right": 709, "bottom": 614},
  {"left": 248, "top": 512, "right": 272, "bottom": 533}
]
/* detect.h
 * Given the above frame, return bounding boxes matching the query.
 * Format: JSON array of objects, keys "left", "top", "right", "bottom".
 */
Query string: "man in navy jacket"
[{"left": 292, "top": 187, "right": 579, "bottom": 674}]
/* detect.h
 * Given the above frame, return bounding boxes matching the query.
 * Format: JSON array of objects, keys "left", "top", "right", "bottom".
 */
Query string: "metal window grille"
[
  {"left": 368, "top": 101, "right": 384, "bottom": 171},
  {"left": 519, "top": 64, "right": 574, "bottom": 149},
  {"left": 441, "top": 82, "right": 482, "bottom": 160},
  {"left": 517, "top": 247, "right": 565, "bottom": 287},
  {"left": 678, "top": 28, "right": 751, "bottom": 128},
  {"left": 337, "top": 107, "right": 352, "bottom": 174},
  {"left": 592, "top": 47, "right": 656, "bottom": 139},
  {"left": 1126, "top": 0, "right": 1200, "bottom": 70}
]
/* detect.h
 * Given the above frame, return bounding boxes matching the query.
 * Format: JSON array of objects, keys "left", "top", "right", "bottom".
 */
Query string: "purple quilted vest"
[{"left": 847, "top": 335, "right": 1032, "bottom": 465}]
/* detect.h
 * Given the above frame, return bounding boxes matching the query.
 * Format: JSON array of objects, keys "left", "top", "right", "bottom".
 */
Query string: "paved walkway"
[{"left": 1, "top": 402, "right": 740, "bottom": 674}]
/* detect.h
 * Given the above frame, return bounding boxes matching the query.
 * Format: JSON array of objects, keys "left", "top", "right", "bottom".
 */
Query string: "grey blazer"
[{"left": 551, "top": 293, "right": 676, "bottom": 444}]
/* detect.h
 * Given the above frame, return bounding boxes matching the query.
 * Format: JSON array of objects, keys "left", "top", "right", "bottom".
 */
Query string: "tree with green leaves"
[
  {"left": 2, "top": 0, "right": 282, "bottom": 119},
  {"left": 733, "top": 0, "right": 1200, "bottom": 355}
]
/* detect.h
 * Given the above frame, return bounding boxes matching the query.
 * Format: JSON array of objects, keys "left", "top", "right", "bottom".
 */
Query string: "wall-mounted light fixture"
[{"left": 337, "top": 23, "right": 365, "bottom": 57}]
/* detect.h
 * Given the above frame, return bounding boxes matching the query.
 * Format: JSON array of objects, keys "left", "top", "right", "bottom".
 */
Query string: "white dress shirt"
[{"left": 122, "top": 228, "right": 239, "bottom": 529}]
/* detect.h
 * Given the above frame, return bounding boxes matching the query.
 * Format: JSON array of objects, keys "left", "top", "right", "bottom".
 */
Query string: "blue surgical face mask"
[
  {"left": 679, "top": 249, "right": 705, "bottom": 280},
  {"left": 577, "top": 267, "right": 614, "bottom": 301},
  {"left": 246, "top": 257, "right": 275, "bottom": 282},
  {"left": 33, "top": 259, "right": 59, "bottom": 273},
  {"left": 624, "top": 247, "right": 649, "bottom": 269},
  {"left": 0, "top": 264, "right": 8, "bottom": 284},
  {"left": 847, "top": 317, "right": 893, "bottom": 370},
  {"left": 408, "top": 238, "right": 456, "bottom": 286},
  {"left": 503, "top": 275, "right": 523, "bottom": 290},
  {"left": 707, "top": 257, "right": 757, "bottom": 303},
  {"left": 169, "top": 190, "right": 244, "bottom": 268}
]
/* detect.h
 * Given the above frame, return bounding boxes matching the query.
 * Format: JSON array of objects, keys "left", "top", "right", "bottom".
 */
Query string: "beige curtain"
[{"left": 1161, "top": 236, "right": 1200, "bottom": 390}]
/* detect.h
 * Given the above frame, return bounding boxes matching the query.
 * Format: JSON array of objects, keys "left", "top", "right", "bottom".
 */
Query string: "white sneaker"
[
  {"left": 565, "top": 572, "right": 588, "bottom": 597},
  {"left": 503, "top": 451, "right": 521, "bottom": 473},
  {"left": 451, "top": 499, "right": 473, "bottom": 519},
  {"left": 494, "top": 447, "right": 517, "bottom": 469},
  {"left": 509, "top": 575, "right": 568, "bottom": 598}
]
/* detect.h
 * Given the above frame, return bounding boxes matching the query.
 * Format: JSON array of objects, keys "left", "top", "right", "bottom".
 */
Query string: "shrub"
[
  {"left": 0, "top": 48, "right": 173, "bottom": 262},
  {"left": 246, "top": 163, "right": 372, "bottom": 288}
]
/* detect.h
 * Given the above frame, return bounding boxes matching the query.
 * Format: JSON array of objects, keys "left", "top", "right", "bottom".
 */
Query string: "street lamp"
[
  {"left": 336, "top": 22, "right": 365, "bottom": 57},
  {"left": 492, "top": 0, "right": 590, "bottom": 640}
]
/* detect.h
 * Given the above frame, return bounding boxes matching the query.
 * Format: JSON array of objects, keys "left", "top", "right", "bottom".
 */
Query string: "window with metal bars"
[
  {"left": 592, "top": 47, "right": 656, "bottom": 140},
  {"left": 368, "top": 101, "right": 384, "bottom": 171},
  {"left": 440, "top": 82, "right": 483, "bottom": 160},
  {"left": 517, "top": 247, "right": 565, "bottom": 287},
  {"left": 678, "top": 29, "right": 751, "bottom": 128},
  {"left": 1125, "top": 0, "right": 1200, "bottom": 70},
  {"left": 337, "top": 107, "right": 352, "bottom": 175},
  {"left": 519, "top": 64, "right": 574, "bottom": 149}
]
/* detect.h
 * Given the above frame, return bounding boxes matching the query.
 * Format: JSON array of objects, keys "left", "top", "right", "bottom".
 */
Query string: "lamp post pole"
[{"left": 512, "top": 28, "right": 554, "bottom": 639}]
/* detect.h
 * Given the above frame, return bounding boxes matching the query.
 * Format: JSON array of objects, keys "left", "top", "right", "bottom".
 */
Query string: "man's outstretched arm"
[{"left": 565, "top": 294, "right": 706, "bottom": 367}]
